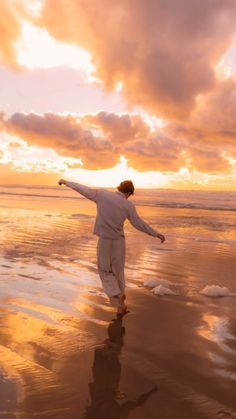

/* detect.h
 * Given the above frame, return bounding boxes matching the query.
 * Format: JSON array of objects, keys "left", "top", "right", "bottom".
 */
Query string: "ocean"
[{"left": 1, "top": 185, "right": 236, "bottom": 295}]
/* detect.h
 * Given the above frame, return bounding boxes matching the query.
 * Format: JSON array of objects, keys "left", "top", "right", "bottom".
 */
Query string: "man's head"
[{"left": 117, "top": 180, "right": 135, "bottom": 198}]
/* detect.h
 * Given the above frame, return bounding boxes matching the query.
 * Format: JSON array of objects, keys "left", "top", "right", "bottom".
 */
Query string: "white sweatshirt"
[{"left": 65, "top": 181, "right": 160, "bottom": 240}]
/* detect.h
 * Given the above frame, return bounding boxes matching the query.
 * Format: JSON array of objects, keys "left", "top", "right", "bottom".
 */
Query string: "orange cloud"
[
  {"left": 165, "top": 75, "right": 236, "bottom": 165},
  {"left": 3, "top": 112, "right": 117, "bottom": 169},
  {"left": 80, "top": 112, "right": 183, "bottom": 170},
  {"left": 1, "top": 111, "right": 232, "bottom": 173},
  {"left": 78, "top": 111, "right": 232, "bottom": 172},
  {"left": 184, "top": 147, "right": 231, "bottom": 173},
  {"left": 188, "top": 76, "right": 236, "bottom": 146},
  {"left": 38, "top": 0, "right": 236, "bottom": 119},
  {"left": 1, "top": 2, "right": 235, "bottom": 187},
  {"left": 82, "top": 112, "right": 150, "bottom": 144},
  {"left": 0, "top": 1, "right": 25, "bottom": 67},
  {"left": 1, "top": 111, "right": 185, "bottom": 171}
]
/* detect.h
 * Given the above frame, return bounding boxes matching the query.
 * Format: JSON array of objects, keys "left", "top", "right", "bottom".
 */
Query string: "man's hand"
[
  {"left": 58, "top": 179, "right": 66, "bottom": 186},
  {"left": 157, "top": 233, "right": 165, "bottom": 243}
]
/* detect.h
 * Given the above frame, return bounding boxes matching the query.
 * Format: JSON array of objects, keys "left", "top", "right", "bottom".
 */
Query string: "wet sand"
[
  {"left": 1, "top": 284, "right": 236, "bottom": 418},
  {"left": 1, "top": 189, "right": 236, "bottom": 418}
]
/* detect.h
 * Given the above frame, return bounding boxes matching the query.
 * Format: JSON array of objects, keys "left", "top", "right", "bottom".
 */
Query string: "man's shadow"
[{"left": 84, "top": 317, "right": 157, "bottom": 419}]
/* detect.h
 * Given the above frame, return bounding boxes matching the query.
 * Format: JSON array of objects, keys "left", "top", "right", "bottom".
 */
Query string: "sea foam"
[
  {"left": 144, "top": 278, "right": 171, "bottom": 288},
  {"left": 200, "top": 285, "right": 233, "bottom": 297},
  {"left": 152, "top": 285, "right": 176, "bottom": 296}
]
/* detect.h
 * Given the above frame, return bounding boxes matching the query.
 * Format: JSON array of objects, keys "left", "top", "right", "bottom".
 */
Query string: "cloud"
[
  {"left": 37, "top": 0, "right": 236, "bottom": 119},
  {"left": 124, "top": 134, "right": 184, "bottom": 171},
  {"left": 0, "top": 1, "right": 235, "bottom": 180},
  {"left": 1, "top": 110, "right": 232, "bottom": 173},
  {"left": 80, "top": 112, "right": 185, "bottom": 170},
  {"left": 189, "top": 76, "right": 236, "bottom": 144},
  {"left": 165, "top": 75, "right": 236, "bottom": 163},
  {"left": 84, "top": 112, "right": 188, "bottom": 171},
  {"left": 82, "top": 111, "right": 150, "bottom": 143},
  {"left": 2, "top": 1, "right": 236, "bottom": 129},
  {"left": 125, "top": 135, "right": 231, "bottom": 173},
  {"left": 184, "top": 147, "right": 231, "bottom": 173},
  {"left": 0, "top": 1, "right": 25, "bottom": 67},
  {"left": 80, "top": 111, "right": 232, "bottom": 172},
  {"left": 2, "top": 111, "right": 184, "bottom": 171},
  {"left": 3, "top": 111, "right": 117, "bottom": 169}
]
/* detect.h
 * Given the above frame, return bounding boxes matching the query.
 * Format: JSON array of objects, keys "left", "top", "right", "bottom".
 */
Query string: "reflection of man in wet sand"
[
  {"left": 84, "top": 318, "right": 157, "bottom": 419},
  {"left": 59, "top": 179, "right": 165, "bottom": 316}
]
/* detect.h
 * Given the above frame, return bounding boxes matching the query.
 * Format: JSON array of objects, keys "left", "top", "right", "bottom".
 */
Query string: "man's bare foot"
[
  {"left": 117, "top": 304, "right": 130, "bottom": 319},
  {"left": 116, "top": 293, "right": 130, "bottom": 318}
]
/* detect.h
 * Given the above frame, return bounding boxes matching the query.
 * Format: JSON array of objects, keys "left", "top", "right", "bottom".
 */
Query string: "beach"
[{"left": 1, "top": 186, "right": 236, "bottom": 418}]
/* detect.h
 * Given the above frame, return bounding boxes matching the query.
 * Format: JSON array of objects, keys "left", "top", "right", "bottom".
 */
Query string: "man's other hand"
[
  {"left": 58, "top": 179, "right": 66, "bottom": 186},
  {"left": 157, "top": 233, "right": 165, "bottom": 243}
]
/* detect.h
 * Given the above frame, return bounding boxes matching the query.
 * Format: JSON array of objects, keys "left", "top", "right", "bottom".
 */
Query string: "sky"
[{"left": 1, "top": 0, "right": 236, "bottom": 190}]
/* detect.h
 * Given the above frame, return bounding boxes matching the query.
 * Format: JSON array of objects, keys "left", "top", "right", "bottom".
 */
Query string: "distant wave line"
[
  {"left": 140, "top": 201, "right": 236, "bottom": 212},
  {"left": 1, "top": 191, "right": 236, "bottom": 211},
  {"left": 0, "top": 191, "right": 82, "bottom": 200}
]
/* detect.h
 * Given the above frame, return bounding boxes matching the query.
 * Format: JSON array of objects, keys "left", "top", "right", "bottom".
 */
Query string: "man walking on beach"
[{"left": 58, "top": 179, "right": 165, "bottom": 316}]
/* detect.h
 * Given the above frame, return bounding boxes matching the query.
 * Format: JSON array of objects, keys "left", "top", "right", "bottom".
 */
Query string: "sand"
[{"left": 1, "top": 188, "right": 236, "bottom": 418}]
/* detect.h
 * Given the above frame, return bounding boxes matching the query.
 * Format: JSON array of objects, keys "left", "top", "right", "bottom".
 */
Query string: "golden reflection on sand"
[
  {"left": 197, "top": 312, "right": 236, "bottom": 384},
  {"left": 198, "top": 313, "right": 235, "bottom": 348},
  {"left": 0, "top": 298, "right": 96, "bottom": 417}
]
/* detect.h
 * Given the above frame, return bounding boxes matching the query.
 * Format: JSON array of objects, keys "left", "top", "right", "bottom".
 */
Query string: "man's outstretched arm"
[
  {"left": 128, "top": 203, "right": 165, "bottom": 242},
  {"left": 58, "top": 179, "right": 99, "bottom": 202}
]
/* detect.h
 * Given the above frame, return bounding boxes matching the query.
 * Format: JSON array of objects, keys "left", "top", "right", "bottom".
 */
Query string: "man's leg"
[
  {"left": 110, "top": 237, "right": 127, "bottom": 313},
  {"left": 97, "top": 238, "right": 123, "bottom": 307}
]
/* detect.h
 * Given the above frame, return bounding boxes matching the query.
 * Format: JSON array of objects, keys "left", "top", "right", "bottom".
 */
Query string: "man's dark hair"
[{"left": 117, "top": 180, "right": 135, "bottom": 196}]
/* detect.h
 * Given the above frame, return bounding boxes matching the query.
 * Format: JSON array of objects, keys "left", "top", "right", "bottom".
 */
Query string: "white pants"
[{"left": 97, "top": 237, "right": 125, "bottom": 307}]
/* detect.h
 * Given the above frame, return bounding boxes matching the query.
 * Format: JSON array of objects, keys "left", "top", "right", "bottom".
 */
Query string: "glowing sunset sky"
[{"left": 1, "top": 0, "right": 236, "bottom": 189}]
